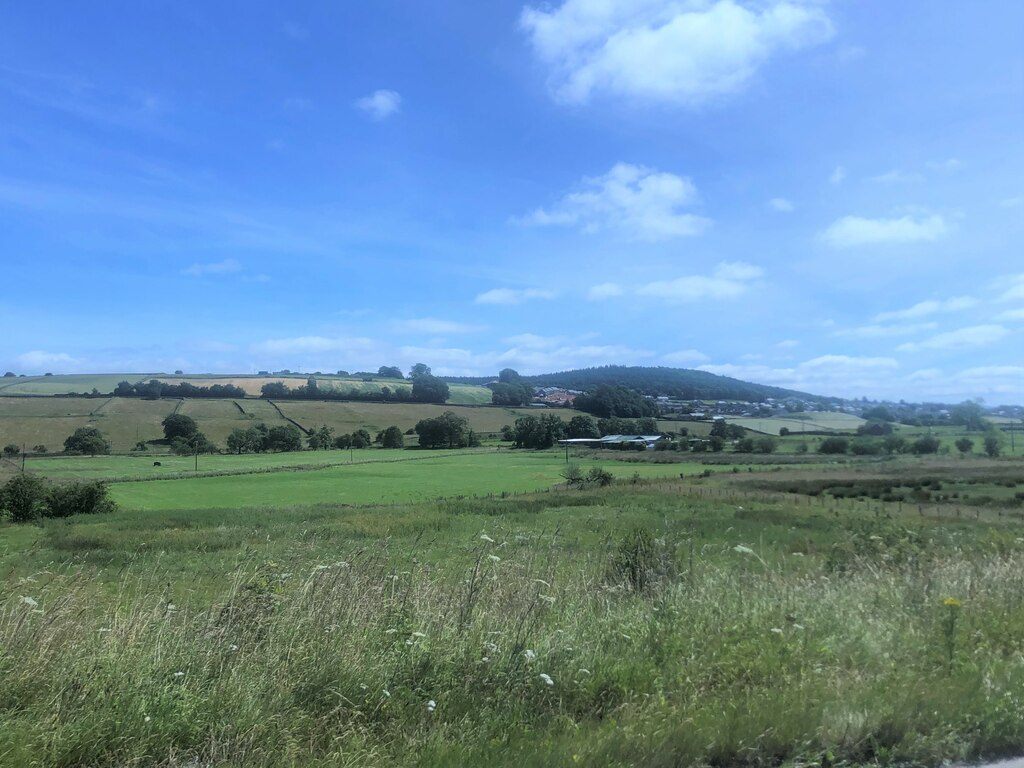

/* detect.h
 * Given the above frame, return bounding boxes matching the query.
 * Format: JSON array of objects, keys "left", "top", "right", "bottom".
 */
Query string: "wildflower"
[
  {"left": 539, "top": 673, "right": 554, "bottom": 686},
  {"left": 943, "top": 596, "right": 962, "bottom": 608},
  {"left": 229, "top": 644, "right": 239, "bottom": 652},
  {"left": 412, "top": 631, "right": 426, "bottom": 638},
  {"left": 524, "top": 649, "right": 536, "bottom": 661},
  {"left": 487, "top": 555, "right": 501, "bottom": 562},
  {"left": 173, "top": 671, "right": 185, "bottom": 679},
  {"left": 480, "top": 534, "right": 495, "bottom": 543},
  {"left": 770, "top": 627, "right": 783, "bottom": 636},
  {"left": 733, "top": 545, "right": 755, "bottom": 555},
  {"left": 20, "top": 596, "right": 38, "bottom": 608},
  {"left": 426, "top": 699, "right": 437, "bottom": 713},
  {"left": 98, "top": 628, "right": 111, "bottom": 634},
  {"left": 144, "top": 716, "right": 151, "bottom": 723},
  {"left": 383, "top": 689, "right": 391, "bottom": 698}
]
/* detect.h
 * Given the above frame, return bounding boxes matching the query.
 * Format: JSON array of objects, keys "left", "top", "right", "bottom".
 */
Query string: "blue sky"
[{"left": 1, "top": 1, "right": 1022, "bottom": 403}]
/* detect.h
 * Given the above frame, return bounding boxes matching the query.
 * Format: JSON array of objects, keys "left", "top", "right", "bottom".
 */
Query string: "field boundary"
[{"left": 266, "top": 400, "right": 311, "bottom": 435}]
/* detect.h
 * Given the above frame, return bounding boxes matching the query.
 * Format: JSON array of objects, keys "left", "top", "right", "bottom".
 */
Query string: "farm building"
[{"left": 558, "top": 434, "right": 670, "bottom": 450}]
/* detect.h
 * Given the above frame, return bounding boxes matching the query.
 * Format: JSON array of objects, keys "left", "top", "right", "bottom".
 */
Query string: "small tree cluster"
[
  {"left": 63, "top": 427, "right": 111, "bottom": 456},
  {"left": 1, "top": 474, "right": 116, "bottom": 523},
  {"left": 560, "top": 463, "right": 614, "bottom": 488},
  {"left": 414, "top": 412, "right": 476, "bottom": 449},
  {"left": 336, "top": 429, "right": 372, "bottom": 449}
]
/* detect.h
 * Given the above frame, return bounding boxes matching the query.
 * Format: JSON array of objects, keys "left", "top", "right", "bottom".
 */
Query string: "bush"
[
  {"left": 818, "top": 437, "right": 849, "bottom": 454},
  {"left": 1, "top": 475, "right": 115, "bottom": 522},
  {"left": 911, "top": 435, "right": 941, "bottom": 455},
  {"left": 46, "top": 481, "right": 116, "bottom": 518},
  {"left": 587, "top": 467, "right": 614, "bottom": 487}
]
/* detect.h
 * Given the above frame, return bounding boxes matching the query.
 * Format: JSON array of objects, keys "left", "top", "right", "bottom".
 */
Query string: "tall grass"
[{"left": 4, "top": 488, "right": 1024, "bottom": 766}]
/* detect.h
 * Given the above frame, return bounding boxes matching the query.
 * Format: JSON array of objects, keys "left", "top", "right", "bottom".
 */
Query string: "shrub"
[
  {"left": 818, "top": 437, "right": 849, "bottom": 454},
  {"left": 911, "top": 435, "right": 941, "bottom": 455},
  {"left": 587, "top": 467, "right": 614, "bottom": 487},
  {"left": 0, "top": 473, "right": 48, "bottom": 522},
  {"left": 46, "top": 481, "right": 116, "bottom": 518}
]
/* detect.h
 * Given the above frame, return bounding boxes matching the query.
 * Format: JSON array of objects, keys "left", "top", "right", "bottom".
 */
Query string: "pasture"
[
  {"left": 4, "top": 451, "right": 1024, "bottom": 766},
  {"left": 0, "top": 396, "right": 573, "bottom": 452},
  {"left": 726, "top": 411, "right": 866, "bottom": 434}
]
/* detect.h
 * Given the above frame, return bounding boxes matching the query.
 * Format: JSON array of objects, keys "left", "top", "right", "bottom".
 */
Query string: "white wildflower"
[
  {"left": 385, "top": 628, "right": 398, "bottom": 635},
  {"left": 770, "top": 627, "right": 783, "bottom": 635},
  {"left": 524, "top": 649, "right": 536, "bottom": 661},
  {"left": 229, "top": 644, "right": 239, "bottom": 652},
  {"left": 733, "top": 545, "right": 755, "bottom": 556},
  {"left": 412, "top": 631, "right": 426, "bottom": 638},
  {"left": 539, "top": 673, "right": 554, "bottom": 686},
  {"left": 487, "top": 555, "right": 501, "bottom": 562},
  {"left": 20, "top": 596, "right": 38, "bottom": 608},
  {"left": 383, "top": 689, "right": 391, "bottom": 698},
  {"left": 166, "top": 603, "right": 177, "bottom": 612},
  {"left": 426, "top": 699, "right": 437, "bottom": 713},
  {"left": 98, "top": 628, "right": 111, "bottom": 634},
  {"left": 144, "top": 716, "right": 151, "bottom": 723},
  {"left": 479, "top": 534, "right": 495, "bottom": 543},
  {"left": 173, "top": 671, "right": 185, "bottom": 678}
]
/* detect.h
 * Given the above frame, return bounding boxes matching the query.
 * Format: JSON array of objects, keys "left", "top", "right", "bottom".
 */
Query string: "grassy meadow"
[{"left": 5, "top": 454, "right": 1024, "bottom": 766}]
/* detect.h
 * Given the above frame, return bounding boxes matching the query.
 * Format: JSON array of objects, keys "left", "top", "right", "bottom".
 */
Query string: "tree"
[
  {"left": 379, "top": 426, "right": 404, "bottom": 449},
  {"left": 911, "top": 435, "right": 941, "bottom": 454},
  {"left": 491, "top": 382, "right": 533, "bottom": 406},
  {"left": 63, "top": 427, "right": 111, "bottom": 456},
  {"left": 984, "top": 433, "right": 1001, "bottom": 457},
  {"left": 377, "top": 366, "right": 404, "bottom": 379},
  {"left": 2, "top": 371, "right": 15, "bottom": 377},
  {"left": 415, "top": 411, "right": 471, "bottom": 448},
  {"left": 307, "top": 424, "right": 335, "bottom": 450},
  {"left": 955, "top": 437, "right": 974, "bottom": 455},
  {"left": 261, "top": 382, "right": 290, "bottom": 398},
  {"left": 2, "top": 444, "right": 19, "bottom": 459},
  {"left": 566, "top": 415, "right": 599, "bottom": 439},
  {"left": 0, "top": 473, "right": 48, "bottom": 522},
  {"left": 818, "top": 437, "right": 849, "bottom": 455},
  {"left": 350, "top": 430, "right": 371, "bottom": 449},
  {"left": 161, "top": 413, "right": 198, "bottom": 441},
  {"left": 500, "top": 425, "right": 515, "bottom": 442},
  {"left": 498, "top": 368, "right": 521, "bottom": 383},
  {"left": 861, "top": 405, "right": 896, "bottom": 422},
  {"left": 409, "top": 363, "right": 432, "bottom": 379},
  {"left": 950, "top": 401, "right": 989, "bottom": 432},
  {"left": 266, "top": 425, "right": 303, "bottom": 452},
  {"left": 573, "top": 385, "right": 658, "bottom": 419},
  {"left": 411, "top": 374, "right": 450, "bottom": 404},
  {"left": 227, "top": 427, "right": 267, "bottom": 454},
  {"left": 636, "top": 417, "right": 660, "bottom": 434},
  {"left": 511, "top": 414, "right": 565, "bottom": 449},
  {"left": 171, "top": 431, "right": 216, "bottom": 456}
]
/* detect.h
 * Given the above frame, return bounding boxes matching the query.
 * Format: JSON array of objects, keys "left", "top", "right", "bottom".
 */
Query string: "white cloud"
[
  {"left": 996, "top": 274, "right": 1024, "bottom": 303},
  {"left": 520, "top": 162, "right": 709, "bottom": 240},
  {"left": 251, "top": 336, "right": 375, "bottom": 354},
  {"left": 354, "top": 89, "right": 402, "bottom": 120},
  {"left": 636, "top": 261, "right": 763, "bottom": 302},
  {"left": 867, "top": 169, "right": 923, "bottom": 184},
  {"left": 16, "top": 350, "right": 82, "bottom": 371},
  {"left": 995, "top": 308, "right": 1024, "bottom": 322},
  {"left": 474, "top": 288, "right": 558, "bottom": 305},
  {"left": 897, "top": 324, "right": 1009, "bottom": 353},
  {"left": 397, "top": 342, "right": 653, "bottom": 376},
  {"left": 833, "top": 322, "right": 937, "bottom": 339},
  {"left": 829, "top": 165, "right": 846, "bottom": 185},
  {"left": 698, "top": 355, "right": 898, "bottom": 397},
  {"left": 181, "top": 258, "right": 243, "bottom": 277},
  {"left": 874, "top": 296, "right": 977, "bottom": 322},
  {"left": 776, "top": 339, "right": 800, "bottom": 348},
  {"left": 662, "top": 349, "right": 709, "bottom": 365},
  {"left": 925, "top": 158, "right": 962, "bottom": 172},
  {"left": 820, "top": 214, "right": 948, "bottom": 248},
  {"left": 502, "top": 333, "right": 563, "bottom": 348},
  {"left": 768, "top": 197, "right": 794, "bottom": 212},
  {"left": 391, "top": 318, "right": 486, "bottom": 335},
  {"left": 587, "top": 282, "right": 624, "bottom": 300},
  {"left": 520, "top": 0, "right": 834, "bottom": 106}
]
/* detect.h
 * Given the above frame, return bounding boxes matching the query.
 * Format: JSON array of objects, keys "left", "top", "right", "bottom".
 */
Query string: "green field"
[
  {"left": 0, "top": 396, "right": 574, "bottom": 452},
  {"left": 5, "top": 450, "right": 1024, "bottom": 766},
  {"left": 0, "top": 373, "right": 150, "bottom": 396},
  {"left": 104, "top": 451, "right": 709, "bottom": 510},
  {"left": 727, "top": 411, "right": 866, "bottom": 434}
]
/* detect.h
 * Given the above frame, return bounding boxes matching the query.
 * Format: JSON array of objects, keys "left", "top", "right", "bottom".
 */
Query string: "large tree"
[
  {"left": 161, "top": 414, "right": 199, "bottom": 441},
  {"left": 411, "top": 374, "right": 450, "bottom": 404},
  {"left": 63, "top": 427, "right": 111, "bottom": 456},
  {"left": 415, "top": 411, "right": 470, "bottom": 448},
  {"left": 377, "top": 366, "right": 404, "bottom": 379}
]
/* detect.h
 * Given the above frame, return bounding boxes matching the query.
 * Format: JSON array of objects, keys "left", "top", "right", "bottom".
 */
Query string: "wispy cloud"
[
  {"left": 391, "top": 318, "right": 487, "bottom": 335},
  {"left": 897, "top": 324, "right": 1009, "bottom": 352},
  {"left": 662, "top": 349, "right": 709, "bottom": 365},
  {"left": 996, "top": 274, "right": 1024, "bottom": 302},
  {"left": 520, "top": 0, "right": 834, "bottom": 105},
  {"left": 821, "top": 213, "right": 948, "bottom": 248},
  {"left": 251, "top": 336, "right": 375, "bottom": 354},
  {"left": 768, "top": 197, "right": 794, "bottom": 213},
  {"left": 474, "top": 288, "right": 557, "bottom": 305},
  {"left": 181, "top": 258, "right": 243, "bottom": 277},
  {"left": 867, "top": 169, "right": 923, "bottom": 184},
  {"left": 873, "top": 296, "right": 977, "bottom": 322},
  {"left": 699, "top": 355, "right": 899, "bottom": 398},
  {"left": 635, "top": 262, "right": 763, "bottom": 302},
  {"left": 587, "top": 282, "right": 624, "bottom": 300},
  {"left": 354, "top": 89, "right": 402, "bottom": 120},
  {"left": 829, "top": 166, "right": 846, "bottom": 185},
  {"left": 16, "top": 350, "right": 83, "bottom": 371},
  {"left": 833, "top": 322, "right": 937, "bottom": 339},
  {"left": 519, "top": 162, "right": 709, "bottom": 240}
]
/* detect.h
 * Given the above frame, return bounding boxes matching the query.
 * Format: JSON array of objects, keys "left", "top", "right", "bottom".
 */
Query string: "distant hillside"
[{"left": 443, "top": 366, "right": 828, "bottom": 404}]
